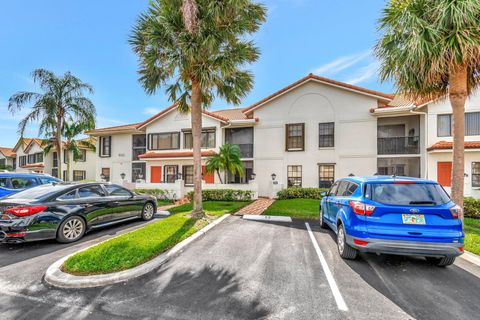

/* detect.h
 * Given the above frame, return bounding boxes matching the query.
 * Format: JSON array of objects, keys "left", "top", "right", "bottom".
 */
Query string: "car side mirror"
[{"left": 320, "top": 192, "right": 327, "bottom": 197}]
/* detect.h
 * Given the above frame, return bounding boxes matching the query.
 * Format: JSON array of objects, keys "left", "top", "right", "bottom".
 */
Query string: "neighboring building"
[
  {"left": 87, "top": 74, "right": 480, "bottom": 198},
  {"left": 0, "top": 147, "right": 16, "bottom": 170},
  {"left": 12, "top": 137, "right": 97, "bottom": 181}
]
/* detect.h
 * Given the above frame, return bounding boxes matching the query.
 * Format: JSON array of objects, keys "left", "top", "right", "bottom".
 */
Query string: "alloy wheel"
[
  {"left": 338, "top": 226, "right": 345, "bottom": 254},
  {"left": 63, "top": 218, "right": 84, "bottom": 240},
  {"left": 143, "top": 203, "right": 155, "bottom": 220}
]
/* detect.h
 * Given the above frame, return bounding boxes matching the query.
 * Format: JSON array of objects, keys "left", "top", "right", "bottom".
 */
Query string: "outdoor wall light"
[
  {"left": 251, "top": 173, "right": 256, "bottom": 179},
  {"left": 120, "top": 172, "right": 126, "bottom": 180},
  {"left": 100, "top": 173, "right": 106, "bottom": 180},
  {"left": 177, "top": 172, "right": 183, "bottom": 179},
  {"left": 271, "top": 173, "right": 276, "bottom": 181}
]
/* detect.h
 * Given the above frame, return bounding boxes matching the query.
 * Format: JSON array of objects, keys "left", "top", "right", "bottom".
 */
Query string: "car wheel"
[
  {"left": 57, "top": 216, "right": 86, "bottom": 243},
  {"left": 426, "top": 256, "right": 456, "bottom": 267},
  {"left": 337, "top": 223, "right": 358, "bottom": 260},
  {"left": 141, "top": 202, "right": 155, "bottom": 221},
  {"left": 319, "top": 206, "right": 327, "bottom": 229}
]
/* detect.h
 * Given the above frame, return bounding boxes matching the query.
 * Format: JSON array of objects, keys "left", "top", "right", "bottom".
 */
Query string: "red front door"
[{"left": 151, "top": 166, "right": 162, "bottom": 183}]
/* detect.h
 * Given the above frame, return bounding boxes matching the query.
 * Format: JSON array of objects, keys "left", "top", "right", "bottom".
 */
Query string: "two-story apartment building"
[
  {"left": 13, "top": 137, "right": 97, "bottom": 181},
  {"left": 0, "top": 147, "right": 16, "bottom": 170},
  {"left": 87, "top": 74, "right": 480, "bottom": 198}
]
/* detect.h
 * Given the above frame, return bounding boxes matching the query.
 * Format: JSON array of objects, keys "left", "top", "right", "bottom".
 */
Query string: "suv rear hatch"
[{"left": 364, "top": 182, "right": 462, "bottom": 242}]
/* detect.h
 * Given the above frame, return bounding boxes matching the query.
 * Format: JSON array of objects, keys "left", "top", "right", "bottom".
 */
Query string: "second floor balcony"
[
  {"left": 225, "top": 127, "right": 254, "bottom": 158},
  {"left": 377, "top": 136, "right": 420, "bottom": 155}
]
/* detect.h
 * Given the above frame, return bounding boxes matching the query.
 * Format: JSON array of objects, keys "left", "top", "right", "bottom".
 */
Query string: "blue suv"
[
  {"left": 320, "top": 176, "right": 464, "bottom": 267},
  {"left": 0, "top": 173, "right": 61, "bottom": 197}
]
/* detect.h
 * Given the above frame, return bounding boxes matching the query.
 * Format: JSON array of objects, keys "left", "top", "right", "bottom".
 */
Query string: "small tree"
[
  {"left": 376, "top": 0, "right": 480, "bottom": 214},
  {"left": 206, "top": 144, "right": 244, "bottom": 184}
]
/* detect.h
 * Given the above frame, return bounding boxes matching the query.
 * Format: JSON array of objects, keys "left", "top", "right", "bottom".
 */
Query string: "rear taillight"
[
  {"left": 349, "top": 201, "right": 376, "bottom": 216},
  {"left": 450, "top": 205, "right": 462, "bottom": 219},
  {"left": 5, "top": 206, "right": 48, "bottom": 217}
]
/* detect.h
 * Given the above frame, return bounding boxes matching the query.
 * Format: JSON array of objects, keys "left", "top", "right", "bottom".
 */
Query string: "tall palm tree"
[
  {"left": 130, "top": 0, "right": 266, "bottom": 218},
  {"left": 43, "top": 121, "right": 95, "bottom": 181},
  {"left": 206, "top": 144, "right": 244, "bottom": 184},
  {"left": 376, "top": 0, "right": 480, "bottom": 213},
  {"left": 8, "top": 69, "right": 96, "bottom": 180}
]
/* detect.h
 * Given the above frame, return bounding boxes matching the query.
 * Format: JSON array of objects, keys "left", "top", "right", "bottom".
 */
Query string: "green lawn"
[
  {"left": 157, "top": 199, "right": 173, "bottom": 207},
  {"left": 263, "top": 199, "right": 319, "bottom": 220},
  {"left": 62, "top": 201, "right": 250, "bottom": 275},
  {"left": 465, "top": 218, "right": 480, "bottom": 255}
]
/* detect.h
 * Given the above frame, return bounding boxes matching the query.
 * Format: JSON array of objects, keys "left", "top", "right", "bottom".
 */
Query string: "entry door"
[
  {"left": 151, "top": 166, "right": 162, "bottom": 183},
  {"left": 437, "top": 162, "right": 452, "bottom": 187}
]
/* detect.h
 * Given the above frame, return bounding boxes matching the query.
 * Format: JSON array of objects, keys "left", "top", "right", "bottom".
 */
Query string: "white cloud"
[
  {"left": 311, "top": 50, "right": 371, "bottom": 76},
  {"left": 343, "top": 61, "right": 379, "bottom": 85},
  {"left": 143, "top": 107, "right": 161, "bottom": 116}
]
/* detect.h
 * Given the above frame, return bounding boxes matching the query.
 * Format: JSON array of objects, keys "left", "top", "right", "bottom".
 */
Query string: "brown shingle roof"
[
  {"left": 0, "top": 147, "right": 15, "bottom": 158},
  {"left": 212, "top": 108, "right": 248, "bottom": 120},
  {"left": 243, "top": 74, "right": 394, "bottom": 114},
  {"left": 427, "top": 141, "right": 480, "bottom": 151},
  {"left": 138, "top": 150, "right": 216, "bottom": 159}
]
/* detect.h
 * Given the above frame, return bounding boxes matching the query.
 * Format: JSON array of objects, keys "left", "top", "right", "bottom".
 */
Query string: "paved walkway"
[{"left": 235, "top": 198, "right": 274, "bottom": 215}]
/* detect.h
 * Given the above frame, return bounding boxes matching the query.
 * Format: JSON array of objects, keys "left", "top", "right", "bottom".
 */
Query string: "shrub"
[
  {"left": 133, "top": 188, "right": 176, "bottom": 200},
  {"left": 186, "top": 189, "right": 254, "bottom": 202},
  {"left": 276, "top": 187, "right": 329, "bottom": 200},
  {"left": 464, "top": 197, "right": 480, "bottom": 219}
]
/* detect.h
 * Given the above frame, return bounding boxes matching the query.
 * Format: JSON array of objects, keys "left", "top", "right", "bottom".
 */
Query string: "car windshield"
[
  {"left": 369, "top": 183, "right": 450, "bottom": 206},
  {"left": 1, "top": 183, "right": 72, "bottom": 200}
]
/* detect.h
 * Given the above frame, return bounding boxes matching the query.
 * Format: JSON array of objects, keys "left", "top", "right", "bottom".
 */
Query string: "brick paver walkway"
[{"left": 235, "top": 198, "right": 275, "bottom": 216}]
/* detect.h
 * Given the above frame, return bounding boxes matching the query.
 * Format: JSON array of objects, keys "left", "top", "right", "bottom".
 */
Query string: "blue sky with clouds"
[{"left": 0, "top": 0, "right": 393, "bottom": 147}]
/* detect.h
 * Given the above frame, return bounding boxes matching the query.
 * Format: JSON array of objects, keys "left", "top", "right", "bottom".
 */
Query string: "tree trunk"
[
  {"left": 191, "top": 80, "right": 204, "bottom": 218},
  {"left": 449, "top": 65, "right": 467, "bottom": 221},
  {"left": 56, "top": 117, "right": 63, "bottom": 181},
  {"left": 216, "top": 169, "right": 223, "bottom": 184},
  {"left": 66, "top": 150, "right": 71, "bottom": 182}
]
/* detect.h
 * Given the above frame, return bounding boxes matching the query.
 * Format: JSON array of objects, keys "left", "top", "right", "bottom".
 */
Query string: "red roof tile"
[
  {"left": 427, "top": 141, "right": 480, "bottom": 151},
  {"left": 138, "top": 150, "right": 216, "bottom": 159},
  {"left": 20, "top": 163, "right": 45, "bottom": 169},
  {"left": 0, "top": 147, "right": 15, "bottom": 158}
]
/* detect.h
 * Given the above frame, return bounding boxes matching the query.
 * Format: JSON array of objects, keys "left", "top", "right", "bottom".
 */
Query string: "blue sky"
[{"left": 0, "top": 0, "right": 393, "bottom": 147}]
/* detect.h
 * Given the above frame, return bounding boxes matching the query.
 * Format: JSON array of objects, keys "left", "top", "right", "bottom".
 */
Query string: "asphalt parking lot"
[{"left": 0, "top": 216, "right": 479, "bottom": 319}]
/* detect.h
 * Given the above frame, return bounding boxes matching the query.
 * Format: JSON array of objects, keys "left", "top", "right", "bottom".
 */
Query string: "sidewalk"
[{"left": 235, "top": 198, "right": 275, "bottom": 216}]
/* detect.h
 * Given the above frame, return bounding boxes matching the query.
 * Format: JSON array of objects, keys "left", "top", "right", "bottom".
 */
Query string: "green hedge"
[
  {"left": 186, "top": 189, "right": 254, "bottom": 202},
  {"left": 276, "top": 187, "right": 329, "bottom": 200},
  {"left": 133, "top": 188, "right": 176, "bottom": 200},
  {"left": 464, "top": 197, "right": 480, "bottom": 219}
]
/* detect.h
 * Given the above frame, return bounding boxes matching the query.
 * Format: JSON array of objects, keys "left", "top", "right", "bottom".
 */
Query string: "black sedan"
[{"left": 0, "top": 182, "right": 157, "bottom": 244}]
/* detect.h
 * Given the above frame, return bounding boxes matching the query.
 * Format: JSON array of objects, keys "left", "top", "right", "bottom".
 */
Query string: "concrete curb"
[
  {"left": 461, "top": 251, "right": 480, "bottom": 267},
  {"left": 242, "top": 215, "right": 292, "bottom": 223},
  {"left": 44, "top": 214, "right": 231, "bottom": 289}
]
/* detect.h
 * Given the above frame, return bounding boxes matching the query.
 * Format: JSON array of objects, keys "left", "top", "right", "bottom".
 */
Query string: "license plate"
[{"left": 402, "top": 214, "right": 425, "bottom": 225}]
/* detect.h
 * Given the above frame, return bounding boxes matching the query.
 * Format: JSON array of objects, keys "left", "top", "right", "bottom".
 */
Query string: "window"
[
  {"left": 287, "top": 165, "right": 302, "bottom": 187},
  {"left": 39, "top": 177, "right": 59, "bottom": 184},
  {"left": 53, "top": 152, "right": 58, "bottom": 168},
  {"left": 73, "top": 170, "right": 86, "bottom": 182},
  {"left": 148, "top": 132, "right": 180, "bottom": 150},
  {"left": 472, "top": 163, "right": 480, "bottom": 188},
  {"left": 19, "top": 156, "right": 26, "bottom": 167},
  {"left": 437, "top": 114, "right": 452, "bottom": 137},
  {"left": 0, "top": 178, "right": 7, "bottom": 187},
  {"left": 101, "top": 168, "right": 111, "bottom": 182},
  {"left": 226, "top": 161, "right": 253, "bottom": 184},
  {"left": 52, "top": 168, "right": 58, "bottom": 178},
  {"left": 466, "top": 112, "right": 480, "bottom": 136},
  {"left": 99, "top": 136, "right": 112, "bottom": 157},
  {"left": 105, "top": 184, "right": 131, "bottom": 196},
  {"left": 319, "top": 122, "right": 334, "bottom": 148},
  {"left": 335, "top": 181, "right": 358, "bottom": 197},
  {"left": 28, "top": 154, "right": 36, "bottom": 164},
  {"left": 0, "top": 159, "right": 5, "bottom": 167},
  {"left": 183, "top": 129, "right": 216, "bottom": 149},
  {"left": 10, "top": 177, "right": 37, "bottom": 189},
  {"left": 132, "top": 163, "right": 146, "bottom": 182},
  {"left": 63, "top": 149, "right": 69, "bottom": 164},
  {"left": 58, "top": 190, "right": 77, "bottom": 200},
  {"left": 182, "top": 165, "right": 194, "bottom": 186},
  {"left": 225, "top": 127, "right": 254, "bottom": 158},
  {"left": 164, "top": 165, "right": 178, "bottom": 183},
  {"left": 78, "top": 186, "right": 105, "bottom": 198},
  {"left": 369, "top": 183, "right": 450, "bottom": 206},
  {"left": 286, "top": 123, "right": 305, "bottom": 151},
  {"left": 76, "top": 149, "right": 87, "bottom": 162},
  {"left": 132, "top": 135, "right": 147, "bottom": 160},
  {"left": 328, "top": 181, "right": 340, "bottom": 196},
  {"left": 319, "top": 164, "right": 335, "bottom": 188}
]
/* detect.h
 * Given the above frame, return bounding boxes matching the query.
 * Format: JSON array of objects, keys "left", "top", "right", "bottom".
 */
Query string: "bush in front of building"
[
  {"left": 133, "top": 188, "right": 176, "bottom": 200},
  {"left": 186, "top": 189, "right": 254, "bottom": 202},
  {"left": 464, "top": 197, "right": 480, "bottom": 219},
  {"left": 276, "top": 187, "right": 329, "bottom": 200}
]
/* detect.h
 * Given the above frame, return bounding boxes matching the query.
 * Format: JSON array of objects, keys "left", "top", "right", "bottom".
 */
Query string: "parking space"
[{"left": 0, "top": 216, "right": 479, "bottom": 319}]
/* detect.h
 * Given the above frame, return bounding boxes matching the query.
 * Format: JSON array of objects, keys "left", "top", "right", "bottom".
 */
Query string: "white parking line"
[{"left": 305, "top": 222, "right": 348, "bottom": 312}]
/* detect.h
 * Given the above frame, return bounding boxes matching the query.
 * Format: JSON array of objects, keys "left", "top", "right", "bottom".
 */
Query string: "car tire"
[
  {"left": 426, "top": 256, "right": 456, "bottom": 267},
  {"left": 337, "top": 223, "right": 358, "bottom": 260},
  {"left": 141, "top": 202, "right": 156, "bottom": 221},
  {"left": 319, "top": 206, "right": 327, "bottom": 229},
  {"left": 56, "top": 216, "right": 86, "bottom": 243}
]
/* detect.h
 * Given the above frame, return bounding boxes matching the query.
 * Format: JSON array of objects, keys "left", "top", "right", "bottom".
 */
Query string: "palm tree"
[
  {"left": 375, "top": 0, "right": 480, "bottom": 213},
  {"left": 206, "top": 144, "right": 244, "bottom": 184},
  {"left": 130, "top": 0, "right": 266, "bottom": 218},
  {"left": 8, "top": 69, "right": 96, "bottom": 180},
  {"left": 42, "top": 121, "right": 95, "bottom": 181}
]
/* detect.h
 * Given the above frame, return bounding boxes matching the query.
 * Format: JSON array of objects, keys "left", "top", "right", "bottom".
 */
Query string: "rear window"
[{"left": 368, "top": 183, "right": 450, "bottom": 206}]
